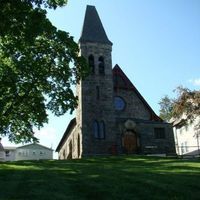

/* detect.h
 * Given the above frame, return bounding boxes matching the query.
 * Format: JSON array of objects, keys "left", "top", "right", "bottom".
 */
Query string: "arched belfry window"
[
  {"left": 98, "top": 56, "right": 105, "bottom": 75},
  {"left": 88, "top": 55, "right": 95, "bottom": 74},
  {"left": 99, "top": 121, "right": 105, "bottom": 139},
  {"left": 93, "top": 120, "right": 99, "bottom": 138}
]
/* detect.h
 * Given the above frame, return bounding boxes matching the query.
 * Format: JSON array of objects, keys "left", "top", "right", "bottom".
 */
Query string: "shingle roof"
[
  {"left": 79, "top": 5, "right": 112, "bottom": 45},
  {"left": 55, "top": 118, "right": 76, "bottom": 152},
  {"left": 17, "top": 143, "right": 53, "bottom": 151}
]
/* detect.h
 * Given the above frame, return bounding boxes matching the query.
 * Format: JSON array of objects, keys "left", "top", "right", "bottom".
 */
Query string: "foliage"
[
  {"left": 159, "top": 95, "right": 174, "bottom": 122},
  {"left": 0, "top": 156, "right": 200, "bottom": 200},
  {"left": 0, "top": 0, "right": 89, "bottom": 143},
  {"left": 159, "top": 86, "right": 200, "bottom": 129}
]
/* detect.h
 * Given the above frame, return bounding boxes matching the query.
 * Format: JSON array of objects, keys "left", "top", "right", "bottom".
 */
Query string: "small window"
[
  {"left": 99, "top": 121, "right": 105, "bottom": 139},
  {"left": 88, "top": 55, "right": 95, "bottom": 74},
  {"left": 93, "top": 120, "right": 99, "bottom": 138},
  {"left": 63, "top": 149, "right": 66, "bottom": 158},
  {"left": 98, "top": 56, "right": 105, "bottom": 75},
  {"left": 154, "top": 128, "right": 165, "bottom": 139},
  {"left": 5, "top": 150, "right": 10, "bottom": 157},
  {"left": 33, "top": 151, "right": 36, "bottom": 155},
  {"left": 96, "top": 86, "right": 100, "bottom": 100}
]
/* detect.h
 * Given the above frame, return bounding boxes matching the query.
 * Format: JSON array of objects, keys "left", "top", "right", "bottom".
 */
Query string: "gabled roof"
[
  {"left": 4, "top": 147, "right": 17, "bottom": 150},
  {"left": 79, "top": 5, "right": 112, "bottom": 45},
  {"left": 17, "top": 143, "right": 53, "bottom": 151},
  {"left": 113, "top": 64, "right": 162, "bottom": 122},
  {"left": 56, "top": 118, "right": 76, "bottom": 152}
]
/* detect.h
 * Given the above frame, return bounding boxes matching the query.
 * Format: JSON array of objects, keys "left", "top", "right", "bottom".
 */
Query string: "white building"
[
  {"left": 0, "top": 138, "right": 5, "bottom": 161},
  {"left": 173, "top": 117, "right": 200, "bottom": 156},
  {"left": 15, "top": 143, "right": 53, "bottom": 161},
  {"left": 0, "top": 141, "right": 53, "bottom": 161}
]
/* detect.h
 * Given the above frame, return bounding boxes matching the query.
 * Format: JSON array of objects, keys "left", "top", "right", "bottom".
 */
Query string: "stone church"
[{"left": 56, "top": 5, "right": 175, "bottom": 159}]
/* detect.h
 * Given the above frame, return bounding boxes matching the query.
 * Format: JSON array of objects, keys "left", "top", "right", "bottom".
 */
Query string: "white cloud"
[{"left": 189, "top": 78, "right": 200, "bottom": 86}]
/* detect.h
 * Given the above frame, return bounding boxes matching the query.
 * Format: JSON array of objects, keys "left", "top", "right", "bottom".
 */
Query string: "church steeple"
[{"left": 79, "top": 5, "right": 112, "bottom": 45}]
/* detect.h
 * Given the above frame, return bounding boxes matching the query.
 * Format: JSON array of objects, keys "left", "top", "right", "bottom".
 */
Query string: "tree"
[
  {"left": 159, "top": 87, "right": 200, "bottom": 129},
  {"left": 0, "top": 0, "right": 89, "bottom": 143},
  {"left": 158, "top": 95, "right": 174, "bottom": 122}
]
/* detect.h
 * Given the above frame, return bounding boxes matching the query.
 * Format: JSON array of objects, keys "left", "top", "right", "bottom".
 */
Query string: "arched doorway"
[{"left": 122, "top": 131, "right": 138, "bottom": 154}]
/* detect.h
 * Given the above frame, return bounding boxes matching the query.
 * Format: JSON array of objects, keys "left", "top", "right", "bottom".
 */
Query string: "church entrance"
[{"left": 122, "top": 131, "right": 138, "bottom": 154}]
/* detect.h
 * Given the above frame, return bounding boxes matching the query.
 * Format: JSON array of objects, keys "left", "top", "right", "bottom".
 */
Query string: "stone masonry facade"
[{"left": 56, "top": 5, "right": 176, "bottom": 159}]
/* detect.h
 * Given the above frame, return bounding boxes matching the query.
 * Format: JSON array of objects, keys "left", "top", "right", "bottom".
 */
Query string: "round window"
[{"left": 114, "top": 96, "right": 126, "bottom": 111}]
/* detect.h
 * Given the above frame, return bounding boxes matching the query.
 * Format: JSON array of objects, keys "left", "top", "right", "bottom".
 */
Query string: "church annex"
[{"left": 56, "top": 5, "right": 175, "bottom": 159}]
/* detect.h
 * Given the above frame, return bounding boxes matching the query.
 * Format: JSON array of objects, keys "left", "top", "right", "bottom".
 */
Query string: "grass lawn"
[{"left": 0, "top": 156, "right": 200, "bottom": 200}]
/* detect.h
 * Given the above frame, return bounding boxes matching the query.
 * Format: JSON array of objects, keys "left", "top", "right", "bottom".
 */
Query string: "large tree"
[
  {"left": 158, "top": 95, "right": 174, "bottom": 122},
  {"left": 0, "top": 0, "right": 89, "bottom": 143},
  {"left": 159, "top": 87, "right": 200, "bottom": 129}
]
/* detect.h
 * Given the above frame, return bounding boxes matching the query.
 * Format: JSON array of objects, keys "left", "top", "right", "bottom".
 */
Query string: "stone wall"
[
  {"left": 78, "top": 42, "right": 117, "bottom": 156},
  {"left": 114, "top": 89, "right": 151, "bottom": 120},
  {"left": 138, "top": 122, "right": 176, "bottom": 154},
  {"left": 115, "top": 118, "right": 176, "bottom": 155},
  {"left": 58, "top": 125, "right": 82, "bottom": 159}
]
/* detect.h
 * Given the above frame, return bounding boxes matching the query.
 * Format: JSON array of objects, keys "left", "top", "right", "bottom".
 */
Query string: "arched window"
[
  {"left": 77, "top": 134, "right": 80, "bottom": 158},
  {"left": 99, "top": 121, "right": 105, "bottom": 139},
  {"left": 93, "top": 120, "right": 99, "bottom": 138},
  {"left": 98, "top": 56, "right": 105, "bottom": 75},
  {"left": 88, "top": 55, "right": 95, "bottom": 74},
  {"left": 63, "top": 149, "right": 66, "bottom": 159}
]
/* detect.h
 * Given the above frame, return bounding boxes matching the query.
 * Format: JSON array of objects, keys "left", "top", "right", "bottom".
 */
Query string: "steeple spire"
[{"left": 79, "top": 5, "right": 112, "bottom": 45}]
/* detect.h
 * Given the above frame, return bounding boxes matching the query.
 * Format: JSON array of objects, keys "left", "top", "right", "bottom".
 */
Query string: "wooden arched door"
[{"left": 123, "top": 131, "right": 138, "bottom": 154}]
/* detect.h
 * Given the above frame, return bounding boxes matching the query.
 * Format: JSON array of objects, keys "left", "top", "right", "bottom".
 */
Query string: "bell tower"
[{"left": 77, "top": 5, "right": 116, "bottom": 156}]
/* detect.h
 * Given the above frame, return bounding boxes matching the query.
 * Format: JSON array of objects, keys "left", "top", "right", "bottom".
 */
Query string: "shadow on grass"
[{"left": 0, "top": 156, "right": 199, "bottom": 200}]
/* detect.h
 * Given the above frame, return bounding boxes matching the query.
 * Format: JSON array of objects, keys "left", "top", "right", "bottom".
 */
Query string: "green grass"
[{"left": 0, "top": 156, "right": 200, "bottom": 200}]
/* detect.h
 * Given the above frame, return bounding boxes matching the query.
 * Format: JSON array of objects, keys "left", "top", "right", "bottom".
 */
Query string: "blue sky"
[{"left": 3, "top": 0, "right": 200, "bottom": 158}]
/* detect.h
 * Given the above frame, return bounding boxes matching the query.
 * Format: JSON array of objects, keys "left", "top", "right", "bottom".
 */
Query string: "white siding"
[
  {"left": 174, "top": 117, "right": 200, "bottom": 155},
  {"left": 4, "top": 148, "right": 16, "bottom": 161},
  {"left": 0, "top": 151, "right": 5, "bottom": 162},
  {"left": 15, "top": 144, "right": 53, "bottom": 161}
]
